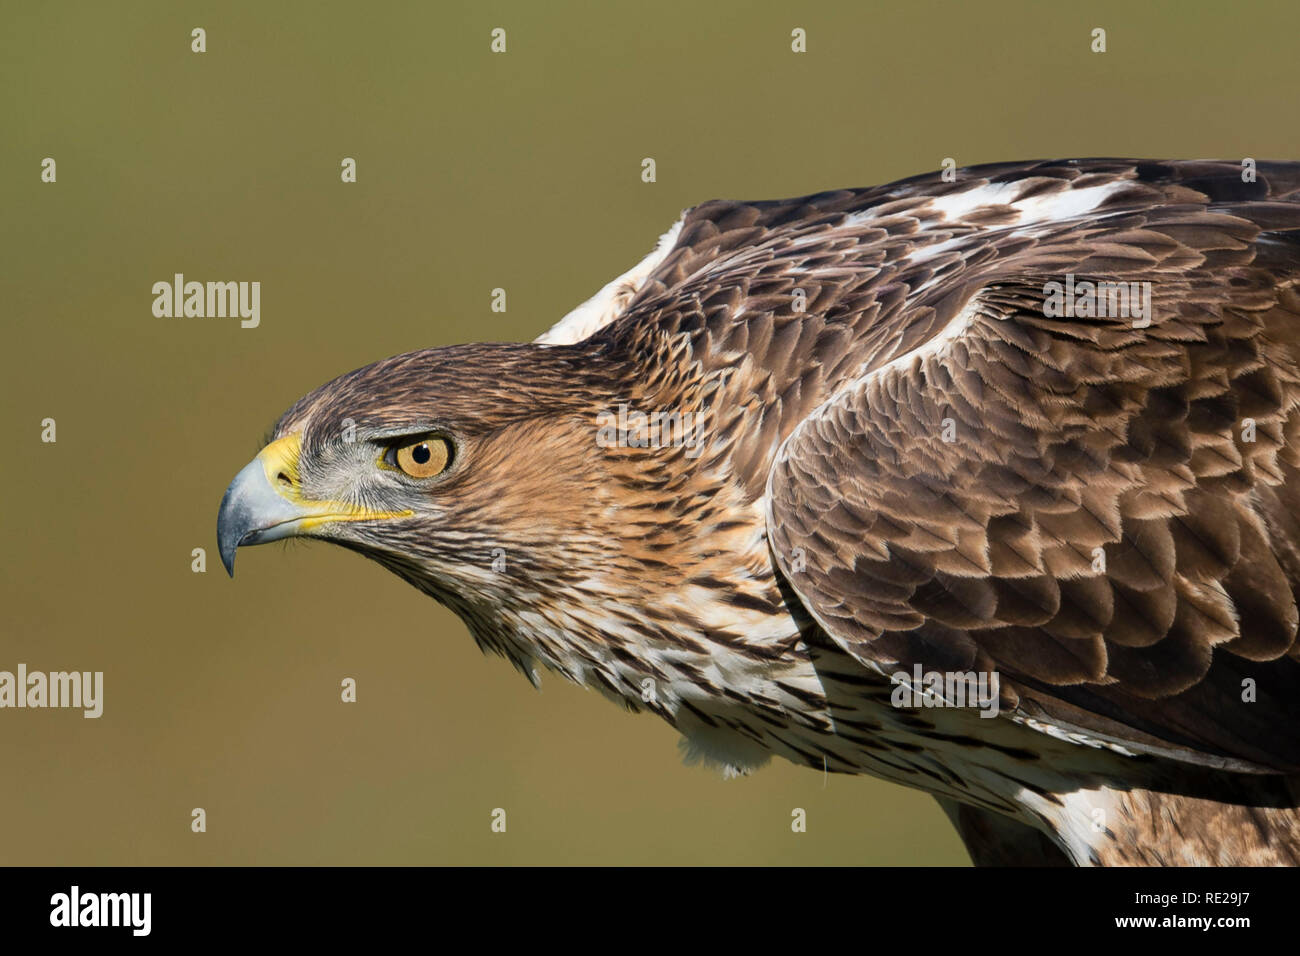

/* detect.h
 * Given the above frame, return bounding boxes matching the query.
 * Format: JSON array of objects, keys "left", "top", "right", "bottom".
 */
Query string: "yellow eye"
[{"left": 392, "top": 437, "right": 452, "bottom": 478}]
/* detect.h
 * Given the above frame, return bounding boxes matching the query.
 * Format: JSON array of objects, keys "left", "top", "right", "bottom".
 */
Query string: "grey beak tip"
[
  {"left": 217, "top": 482, "right": 244, "bottom": 579},
  {"left": 218, "top": 452, "right": 307, "bottom": 578}
]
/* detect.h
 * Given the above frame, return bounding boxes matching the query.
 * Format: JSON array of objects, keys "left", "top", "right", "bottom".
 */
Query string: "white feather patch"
[{"left": 924, "top": 179, "right": 1128, "bottom": 227}]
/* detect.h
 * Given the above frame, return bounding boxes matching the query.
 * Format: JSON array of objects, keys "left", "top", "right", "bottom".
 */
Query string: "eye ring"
[{"left": 386, "top": 436, "right": 454, "bottom": 479}]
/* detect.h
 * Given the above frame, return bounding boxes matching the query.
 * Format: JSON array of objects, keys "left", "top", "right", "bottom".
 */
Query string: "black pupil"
[{"left": 411, "top": 443, "right": 431, "bottom": 465}]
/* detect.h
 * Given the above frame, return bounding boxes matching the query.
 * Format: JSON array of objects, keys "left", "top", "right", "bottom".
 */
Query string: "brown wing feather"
[{"left": 735, "top": 161, "right": 1300, "bottom": 772}]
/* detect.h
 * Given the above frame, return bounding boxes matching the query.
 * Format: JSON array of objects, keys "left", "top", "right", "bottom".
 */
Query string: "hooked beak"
[{"left": 216, "top": 434, "right": 410, "bottom": 577}]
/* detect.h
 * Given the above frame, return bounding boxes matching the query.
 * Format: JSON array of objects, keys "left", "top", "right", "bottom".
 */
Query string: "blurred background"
[{"left": 2, "top": 0, "right": 1298, "bottom": 865}]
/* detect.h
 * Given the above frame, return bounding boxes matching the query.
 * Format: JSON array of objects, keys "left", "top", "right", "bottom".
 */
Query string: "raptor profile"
[{"left": 219, "top": 159, "right": 1300, "bottom": 865}]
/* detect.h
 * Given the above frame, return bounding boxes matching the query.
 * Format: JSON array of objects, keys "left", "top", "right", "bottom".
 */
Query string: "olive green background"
[{"left": 2, "top": 0, "right": 1298, "bottom": 865}]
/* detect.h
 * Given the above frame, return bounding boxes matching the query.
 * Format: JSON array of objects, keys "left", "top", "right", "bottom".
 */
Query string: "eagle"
[{"left": 218, "top": 159, "right": 1300, "bottom": 866}]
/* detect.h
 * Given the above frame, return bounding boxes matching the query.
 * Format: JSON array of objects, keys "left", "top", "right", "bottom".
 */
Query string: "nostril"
[{"left": 276, "top": 471, "right": 294, "bottom": 488}]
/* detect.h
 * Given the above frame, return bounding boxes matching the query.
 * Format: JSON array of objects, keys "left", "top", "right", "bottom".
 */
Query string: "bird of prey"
[{"left": 218, "top": 159, "right": 1300, "bottom": 866}]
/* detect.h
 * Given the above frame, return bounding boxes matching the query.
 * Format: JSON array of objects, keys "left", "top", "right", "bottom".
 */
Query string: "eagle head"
[{"left": 217, "top": 342, "right": 622, "bottom": 640}]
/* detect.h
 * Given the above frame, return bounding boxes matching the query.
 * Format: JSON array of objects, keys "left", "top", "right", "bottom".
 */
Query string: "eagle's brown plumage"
[{"left": 221, "top": 159, "right": 1300, "bottom": 865}]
